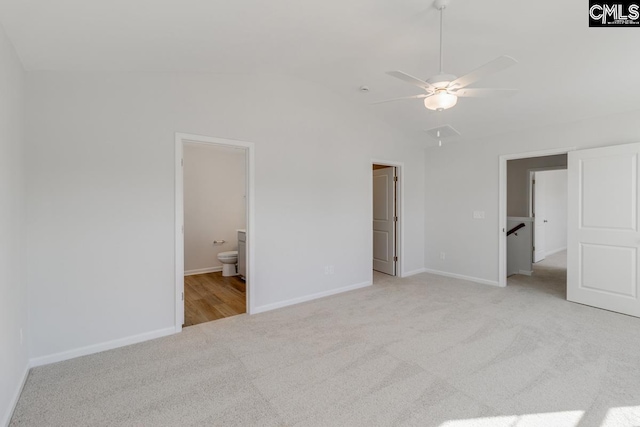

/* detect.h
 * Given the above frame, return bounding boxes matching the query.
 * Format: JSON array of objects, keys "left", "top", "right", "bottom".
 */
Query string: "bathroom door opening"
[{"left": 175, "top": 133, "right": 255, "bottom": 331}]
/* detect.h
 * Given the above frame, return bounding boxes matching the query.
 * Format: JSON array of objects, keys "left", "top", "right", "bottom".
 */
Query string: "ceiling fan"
[{"left": 375, "top": 0, "right": 518, "bottom": 111}]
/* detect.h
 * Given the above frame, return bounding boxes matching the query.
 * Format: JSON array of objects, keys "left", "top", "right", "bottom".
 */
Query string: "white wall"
[
  {"left": 25, "top": 72, "right": 426, "bottom": 361},
  {"left": 507, "top": 154, "right": 567, "bottom": 217},
  {"left": 184, "top": 143, "right": 246, "bottom": 274},
  {"left": 425, "top": 109, "right": 640, "bottom": 284},
  {"left": 539, "top": 169, "right": 567, "bottom": 255},
  {"left": 0, "top": 23, "right": 27, "bottom": 426}
]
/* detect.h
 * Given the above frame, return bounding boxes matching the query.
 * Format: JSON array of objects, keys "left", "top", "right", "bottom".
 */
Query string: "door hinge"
[
  {"left": 394, "top": 176, "right": 398, "bottom": 182},
  {"left": 394, "top": 216, "right": 398, "bottom": 222},
  {"left": 181, "top": 225, "right": 184, "bottom": 234},
  {"left": 394, "top": 256, "right": 398, "bottom": 262},
  {"left": 181, "top": 292, "right": 184, "bottom": 301},
  {"left": 181, "top": 158, "right": 184, "bottom": 167}
]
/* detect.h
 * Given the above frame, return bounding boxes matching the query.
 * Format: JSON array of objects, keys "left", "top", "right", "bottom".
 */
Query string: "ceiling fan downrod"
[{"left": 434, "top": 0, "right": 449, "bottom": 74}]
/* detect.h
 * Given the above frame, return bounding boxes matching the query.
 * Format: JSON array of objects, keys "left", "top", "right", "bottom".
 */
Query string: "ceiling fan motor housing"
[{"left": 427, "top": 73, "right": 457, "bottom": 88}]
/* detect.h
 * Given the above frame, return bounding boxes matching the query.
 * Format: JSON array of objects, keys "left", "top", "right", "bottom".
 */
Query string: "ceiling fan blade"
[
  {"left": 448, "top": 55, "right": 518, "bottom": 89},
  {"left": 386, "top": 71, "right": 435, "bottom": 91},
  {"left": 452, "top": 88, "right": 518, "bottom": 98},
  {"left": 371, "top": 94, "right": 430, "bottom": 105}
]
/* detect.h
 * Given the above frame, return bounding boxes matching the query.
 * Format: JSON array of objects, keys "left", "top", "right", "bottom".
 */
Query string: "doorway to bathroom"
[{"left": 175, "top": 133, "right": 254, "bottom": 330}]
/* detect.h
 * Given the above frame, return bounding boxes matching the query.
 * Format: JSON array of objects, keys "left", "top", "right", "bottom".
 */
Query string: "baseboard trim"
[
  {"left": 423, "top": 268, "right": 502, "bottom": 287},
  {"left": 3, "top": 361, "right": 30, "bottom": 427},
  {"left": 29, "top": 327, "right": 176, "bottom": 368},
  {"left": 545, "top": 247, "right": 567, "bottom": 257},
  {"left": 253, "top": 281, "right": 372, "bottom": 314},
  {"left": 401, "top": 268, "right": 427, "bottom": 278},
  {"left": 519, "top": 270, "right": 534, "bottom": 276},
  {"left": 184, "top": 266, "right": 222, "bottom": 276}
]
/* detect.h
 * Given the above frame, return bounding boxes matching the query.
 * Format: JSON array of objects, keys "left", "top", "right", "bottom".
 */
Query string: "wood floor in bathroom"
[{"left": 184, "top": 272, "right": 246, "bottom": 327}]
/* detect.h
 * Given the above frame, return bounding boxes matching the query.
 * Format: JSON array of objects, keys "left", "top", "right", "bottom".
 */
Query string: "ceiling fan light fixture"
[{"left": 424, "top": 91, "right": 458, "bottom": 111}]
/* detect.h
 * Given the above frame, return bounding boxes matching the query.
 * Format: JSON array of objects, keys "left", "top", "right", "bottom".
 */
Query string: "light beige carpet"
[{"left": 10, "top": 252, "right": 640, "bottom": 426}]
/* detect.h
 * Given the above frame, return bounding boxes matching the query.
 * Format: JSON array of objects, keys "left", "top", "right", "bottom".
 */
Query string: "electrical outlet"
[
  {"left": 20, "top": 328, "right": 23, "bottom": 345},
  {"left": 329, "top": 265, "right": 334, "bottom": 275},
  {"left": 324, "top": 265, "right": 335, "bottom": 275},
  {"left": 440, "top": 252, "right": 446, "bottom": 260},
  {"left": 473, "top": 211, "right": 485, "bottom": 219}
]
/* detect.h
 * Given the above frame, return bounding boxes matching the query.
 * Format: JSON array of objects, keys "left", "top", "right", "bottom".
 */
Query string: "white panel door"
[
  {"left": 373, "top": 167, "right": 396, "bottom": 275},
  {"left": 568, "top": 143, "right": 640, "bottom": 317},
  {"left": 533, "top": 172, "right": 547, "bottom": 263}
]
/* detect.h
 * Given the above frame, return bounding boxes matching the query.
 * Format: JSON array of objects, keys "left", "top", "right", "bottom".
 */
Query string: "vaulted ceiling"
[{"left": 1, "top": 0, "right": 638, "bottom": 145}]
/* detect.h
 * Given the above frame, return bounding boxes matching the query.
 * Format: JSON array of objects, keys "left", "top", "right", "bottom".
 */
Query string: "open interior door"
[
  {"left": 533, "top": 172, "right": 547, "bottom": 263},
  {"left": 373, "top": 166, "right": 396, "bottom": 276},
  {"left": 567, "top": 142, "right": 640, "bottom": 317}
]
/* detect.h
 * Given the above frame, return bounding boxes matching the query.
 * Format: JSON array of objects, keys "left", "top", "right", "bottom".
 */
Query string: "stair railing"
[{"left": 507, "top": 223, "right": 526, "bottom": 237}]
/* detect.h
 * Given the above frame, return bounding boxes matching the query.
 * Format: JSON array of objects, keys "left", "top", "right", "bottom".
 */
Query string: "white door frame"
[
  {"left": 371, "top": 159, "right": 404, "bottom": 279},
  {"left": 498, "top": 147, "right": 574, "bottom": 287},
  {"left": 175, "top": 133, "right": 256, "bottom": 332}
]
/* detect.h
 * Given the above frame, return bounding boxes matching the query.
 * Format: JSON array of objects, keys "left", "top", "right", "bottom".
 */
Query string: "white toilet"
[{"left": 217, "top": 251, "right": 238, "bottom": 277}]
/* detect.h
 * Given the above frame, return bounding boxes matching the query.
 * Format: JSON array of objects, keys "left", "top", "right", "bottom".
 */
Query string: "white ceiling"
[{"left": 1, "top": 0, "right": 639, "bottom": 145}]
